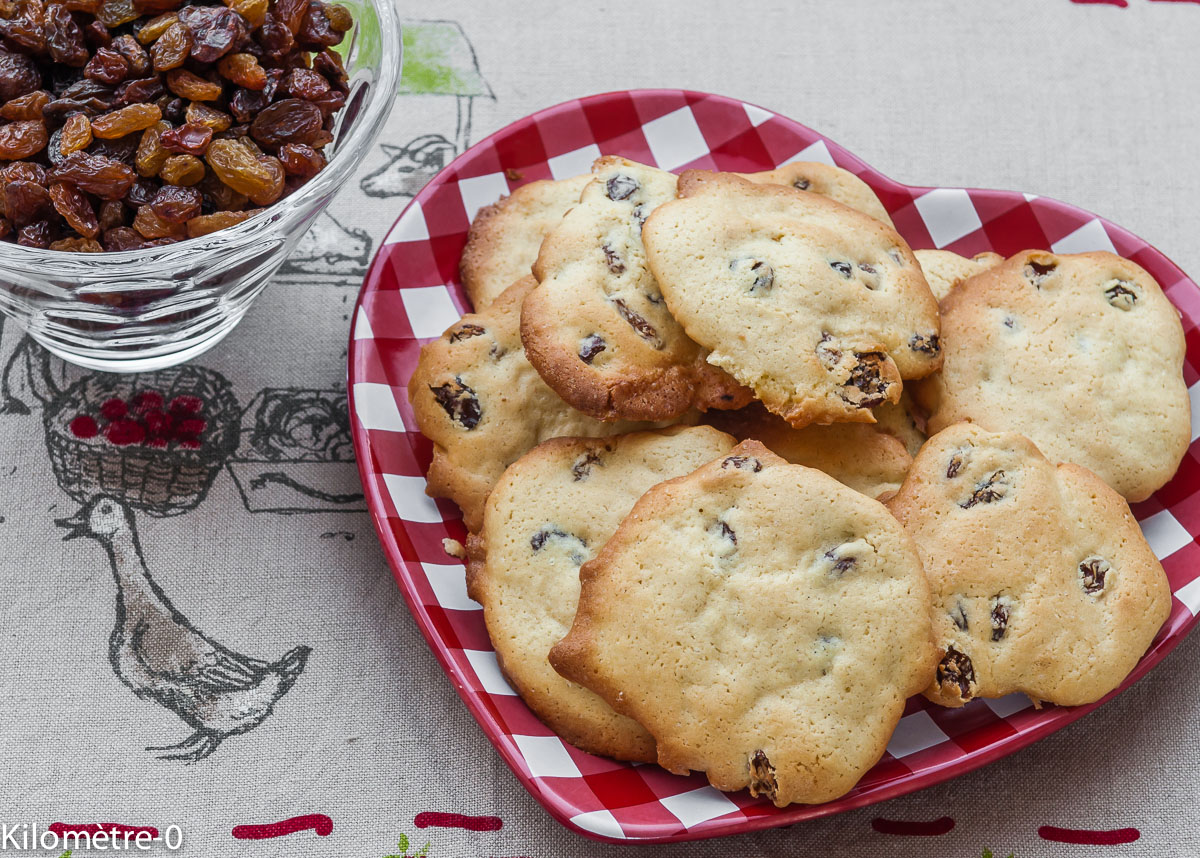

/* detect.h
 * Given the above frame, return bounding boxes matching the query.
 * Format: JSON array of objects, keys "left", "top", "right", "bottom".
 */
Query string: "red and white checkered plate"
[{"left": 347, "top": 90, "right": 1200, "bottom": 843}]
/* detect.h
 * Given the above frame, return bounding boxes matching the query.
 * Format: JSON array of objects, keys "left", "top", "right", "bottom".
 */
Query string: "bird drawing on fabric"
[{"left": 56, "top": 495, "right": 312, "bottom": 763}]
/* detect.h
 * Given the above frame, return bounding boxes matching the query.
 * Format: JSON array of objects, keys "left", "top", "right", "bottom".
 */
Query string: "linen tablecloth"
[{"left": 3, "top": 1, "right": 1198, "bottom": 855}]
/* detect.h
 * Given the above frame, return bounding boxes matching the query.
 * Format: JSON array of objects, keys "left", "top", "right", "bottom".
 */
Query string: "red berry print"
[
  {"left": 174, "top": 417, "right": 207, "bottom": 438},
  {"left": 69, "top": 414, "right": 99, "bottom": 439},
  {"left": 100, "top": 398, "right": 128, "bottom": 420},
  {"left": 132, "top": 390, "right": 165, "bottom": 414},
  {"left": 169, "top": 395, "right": 203, "bottom": 416},
  {"left": 106, "top": 418, "right": 146, "bottom": 446}
]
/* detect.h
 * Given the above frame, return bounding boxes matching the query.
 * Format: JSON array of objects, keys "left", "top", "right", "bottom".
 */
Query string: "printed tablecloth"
[{"left": 2, "top": 1, "right": 1198, "bottom": 856}]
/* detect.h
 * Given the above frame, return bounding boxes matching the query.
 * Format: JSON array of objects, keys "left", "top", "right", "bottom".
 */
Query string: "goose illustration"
[{"left": 56, "top": 495, "right": 312, "bottom": 763}]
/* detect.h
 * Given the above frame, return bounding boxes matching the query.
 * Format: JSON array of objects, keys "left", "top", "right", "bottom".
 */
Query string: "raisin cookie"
[
  {"left": 913, "top": 249, "right": 1003, "bottom": 301},
  {"left": 550, "top": 440, "right": 936, "bottom": 806},
  {"left": 707, "top": 403, "right": 911, "bottom": 499},
  {"left": 465, "top": 426, "right": 736, "bottom": 761},
  {"left": 461, "top": 174, "right": 592, "bottom": 311},
  {"left": 408, "top": 276, "right": 663, "bottom": 531},
  {"left": 918, "top": 250, "right": 1190, "bottom": 502},
  {"left": 643, "top": 171, "right": 941, "bottom": 428},
  {"left": 520, "top": 158, "right": 899, "bottom": 423},
  {"left": 887, "top": 422, "right": 1170, "bottom": 708}
]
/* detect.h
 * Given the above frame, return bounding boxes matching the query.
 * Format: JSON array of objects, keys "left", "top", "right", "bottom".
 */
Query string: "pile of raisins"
[{"left": 0, "top": 0, "right": 352, "bottom": 250}]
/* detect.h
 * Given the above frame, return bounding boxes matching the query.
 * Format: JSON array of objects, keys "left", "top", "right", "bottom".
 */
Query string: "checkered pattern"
[{"left": 347, "top": 90, "right": 1200, "bottom": 844}]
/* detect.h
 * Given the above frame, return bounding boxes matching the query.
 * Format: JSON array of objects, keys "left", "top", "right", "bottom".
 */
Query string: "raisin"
[
  {"left": 711, "top": 520, "right": 737, "bottom": 545},
  {"left": 0, "top": 216, "right": 11, "bottom": 239},
  {"left": 571, "top": 450, "right": 603, "bottom": 481},
  {"left": 0, "top": 89, "right": 50, "bottom": 120},
  {"left": 859, "top": 263, "right": 877, "bottom": 275},
  {"left": 257, "top": 12, "right": 294, "bottom": 59},
  {"left": 87, "top": 132, "right": 140, "bottom": 164},
  {"left": 182, "top": 101, "right": 230, "bottom": 133},
  {"left": 50, "top": 151, "right": 137, "bottom": 199},
  {"left": 4, "top": 161, "right": 47, "bottom": 183},
  {"left": 49, "top": 181, "right": 100, "bottom": 237},
  {"left": 150, "top": 22, "right": 191, "bottom": 71},
  {"left": 297, "top": 1, "right": 347, "bottom": 48},
  {"left": 160, "top": 121, "right": 212, "bottom": 154},
  {"left": 125, "top": 178, "right": 157, "bottom": 205},
  {"left": 842, "top": 352, "right": 892, "bottom": 409},
  {"left": 429, "top": 377, "right": 481, "bottom": 429},
  {"left": 159, "top": 152, "right": 204, "bottom": 184},
  {"left": 961, "top": 470, "right": 1009, "bottom": 508},
  {"left": 85, "top": 48, "right": 131, "bottom": 85},
  {"left": 447, "top": 322, "right": 484, "bottom": 343},
  {"left": 158, "top": 95, "right": 185, "bottom": 122},
  {"left": 197, "top": 169, "right": 246, "bottom": 209},
  {"left": 249, "top": 97, "right": 322, "bottom": 146},
  {"left": 1104, "top": 279, "right": 1138, "bottom": 310},
  {"left": 950, "top": 601, "right": 968, "bottom": 631},
  {"left": 824, "top": 545, "right": 857, "bottom": 574},
  {"left": 133, "top": 202, "right": 186, "bottom": 238},
  {"left": 112, "top": 35, "right": 151, "bottom": 76},
  {"left": 49, "top": 236, "right": 103, "bottom": 251},
  {"left": 946, "top": 451, "right": 965, "bottom": 479},
  {"left": 91, "top": 103, "right": 162, "bottom": 138},
  {"left": 98, "top": 0, "right": 140, "bottom": 27},
  {"left": 732, "top": 257, "right": 773, "bottom": 293},
  {"left": 307, "top": 87, "right": 344, "bottom": 119},
  {"left": 134, "top": 0, "right": 181, "bottom": 14},
  {"left": 3, "top": 180, "right": 53, "bottom": 226},
  {"left": 313, "top": 48, "right": 347, "bottom": 91},
  {"left": 46, "top": 3, "right": 91, "bottom": 66},
  {"left": 529, "top": 527, "right": 586, "bottom": 562},
  {"left": 217, "top": 52, "right": 266, "bottom": 89},
  {"left": 134, "top": 119, "right": 169, "bottom": 175},
  {"left": 909, "top": 333, "right": 940, "bottom": 355},
  {"left": 102, "top": 225, "right": 144, "bottom": 249},
  {"left": 601, "top": 242, "right": 624, "bottom": 274},
  {"left": 578, "top": 333, "right": 605, "bottom": 364},
  {"left": 748, "top": 751, "right": 777, "bottom": 803},
  {"left": 830, "top": 260, "right": 853, "bottom": 278},
  {"left": 148, "top": 183, "right": 201, "bottom": 222},
  {"left": 185, "top": 207, "right": 255, "bottom": 236},
  {"left": 1023, "top": 257, "right": 1057, "bottom": 287},
  {"left": 611, "top": 297, "right": 663, "bottom": 349},
  {"left": 59, "top": 112, "right": 94, "bottom": 155},
  {"left": 17, "top": 220, "right": 53, "bottom": 248},
  {"left": 1079, "top": 556, "right": 1109, "bottom": 595},
  {"left": 277, "top": 141, "right": 323, "bottom": 178},
  {"left": 722, "top": 455, "right": 763, "bottom": 473},
  {"left": 990, "top": 597, "right": 1010, "bottom": 641},
  {"left": 605, "top": 174, "right": 637, "bottom": 201},
  {"left": 816, "top": 332, "right": 842, "bottom": 370},
  {"left": 166, "top": 68, "right": 223, "bottom": 101},
  {"left": 135, "top": 11, "right": 178, "bottom": 43},
  {"left": 0, "top": 16, "right": 47, "bottom": 54},
  {"left": 281, "top": 67, "right": 329, "bottom": 101},
  {"left": 793, "top": 177, "right": 811, "bottom": 190},
  {"left": 84, "top": 18, "right": 113, "bottom": 49},
  {"left": 0, "top": 120, "right": 49, "bottom": 160},
  {"left": 178, "top": 5, "right": 246, "bottom": 63},
  {"left": 223, "top": 0, "right": 266, "bottom": 28},
  {"left": 936, "top": 647, "right": 975, "bottom": 700},
  {"left": 98, "top": 198, "right": 124, "bottom": 229},
  {"left": 205, "top": 138, "right": 282, "bottom": 205}
]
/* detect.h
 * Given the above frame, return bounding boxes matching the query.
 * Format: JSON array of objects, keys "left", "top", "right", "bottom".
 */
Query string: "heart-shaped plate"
[{"left": 347, "top": 89, "right": 1200, "bottom": 843}]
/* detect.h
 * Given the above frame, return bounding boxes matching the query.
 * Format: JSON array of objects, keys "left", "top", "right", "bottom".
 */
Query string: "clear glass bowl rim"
[{"left": 0, "top": 0, "right": 402, "bottom": 275}]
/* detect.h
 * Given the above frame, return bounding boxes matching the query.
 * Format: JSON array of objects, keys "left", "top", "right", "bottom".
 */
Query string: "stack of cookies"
[{"left": 408, "top": 154, "right": 1185, "bottom": 807}]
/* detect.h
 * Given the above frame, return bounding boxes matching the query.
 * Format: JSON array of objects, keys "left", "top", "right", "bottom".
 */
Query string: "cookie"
[
  {"left": 643, "top": 170, "right": 941, "bottom": 428},
  {"left": 707, "top": 403, "right": 911, "bottom": 499},
  {"left": 520, "top": 158, "right": 899, "bottom": 423},
  {"left": 550, "top": 440, "right": 936, "bottom": 806},
  {"left": 738, "top": 160, "right": 894, "bottom": 227},
  {"left": 913, "top": 249, "right": 1003, "bottom": 301},
  {"left": 465, "top": 425, "right": 736, "bottom": 761},
  {"left": 873, "top": 392, "right": 927, "bottom": 458},
  {"left": 461, "top": 174, "right": 592, "bottom": 311},
  {"left": 408, "top": 276, "right": 663, "bottom": 531},
  {"left": 887, "top": 422, "right": 1171, "bottom": 708},
  {"left": 917, "top": 250, "right": 1190, "bottom": 502}
]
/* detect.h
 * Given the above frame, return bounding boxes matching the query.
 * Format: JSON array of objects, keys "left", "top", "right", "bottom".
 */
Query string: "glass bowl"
[{"left": 0, "top": 0, "right": 401, "bottom": 373}]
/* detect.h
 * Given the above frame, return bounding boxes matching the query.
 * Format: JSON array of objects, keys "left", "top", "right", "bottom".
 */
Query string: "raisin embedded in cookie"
[
  {"left": 407, "top": 276, "right": 666, "bottom": 531},
  {"left": 642, "top": 171, "right": 941, "bottom": 428},
  {"left": 465, "top": 425, "right": 736, "bottom": 761},
  {"left": 550, "top": 440, "right": 936, "bottom": 806},
  {"left": 887, "top": 422, "right": 1171, "bottom": 708},
  {"left": 706, "top": 402, "right": 912, "bottom": 500},
  {"left": 460, "top": 174, "right": 592, "bottom": 311},
  {"left": 913, "top": 248, "right": 1003, "bottom": 301},
  {"left": 917, "top": 250, "right": 1190, "bottom": 502}
]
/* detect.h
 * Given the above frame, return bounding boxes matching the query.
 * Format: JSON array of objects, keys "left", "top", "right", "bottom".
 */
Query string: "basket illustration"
[{"left": 44, "top": 366, "right": 240, "bottom": 517}]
